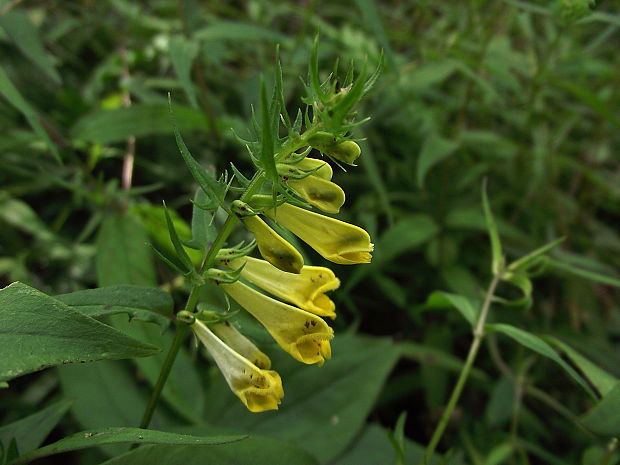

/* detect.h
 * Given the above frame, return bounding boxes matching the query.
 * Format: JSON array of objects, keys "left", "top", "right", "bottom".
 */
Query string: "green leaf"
[
  {"left": 377, "top": 214, "right": 438, "bottom": 263},
  {"left": 10, "top": 428, "right": 245, "bottom": 465},
  {"left": 0, "top": 400, "right": 72, "bottom": 457},
  {"left": 546, "top": 258, "right": 620, "bottom": 288},
  {"left": 58, "top": 361, "right": 165, "bottom": 457},
  {"left": 417, "top": 132, "right": 459, "bottom": 188},
  {"left": 187, "top": 189, "right": 217, "bottom": 250},
  {"left": 0, "top": 193, "right": 56, "bottom": 243},
  {"left": 334, "top": 423, "right": 449, "bottom": 465},
  {"left": 71, "top": 103, "right": 209, "bottom": 144},
  {"left": 485, "top": 376, "right": 517, "bottom": 427},
  {"left": 194, "top": 20, "right": 287, "bottom": 42},
  {"left": 0, "top": 11, "right": 60, "bottom": 84},
  {"left": 399, "top": 342, "right": 488, "bottom": 381},
  {"left": 545, "top": 336, "right": 617, "bottom": 397},
  {"left": 205, "top": 334, "right": 400, "bottom": 464},
  {"left": 54, "top": 285, "right": 173, "bottom": 330},
  {"left": 0, "top": 66, "right": 60, "bottom": 162},
  {"left": 169, "top": 98, "right": 226, "bottom": 208},
  {"left": 482, "top": 181, "right": 503, "bottom": 275},
  {"left": 163, "top": 203, "right": 194, "bottom": 273},
  {"left": 508, "top": 237, "right": 565, "bottom": 272},
  {"left": 169, "top": 36, "right": 199, "bottom": 109},
  {"left": 581, "top": 382, "right": 620, "bottom": 436},
  {"left": 487, "top": 323, "right": 595, "bottom": 399},
  {"left": 0, "top": 282, "right": 159, "bottom": 382},
  {"left": 96, "top": 212, "right": 156, "bottom": 287},
  {"left": 388, "top": 412, "right": 407, "bottom": 465},
  {"left": 425, "top": 291, "right": 478, "bottom": 327},
  {"left": 259, "top": 77, "right": 278, "bottom": 181}
]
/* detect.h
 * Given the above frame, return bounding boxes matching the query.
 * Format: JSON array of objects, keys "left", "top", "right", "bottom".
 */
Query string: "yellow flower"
[
  {"left": 264, "top": 202, "right": 373, "bottom": 265},
  {"left": 220, "top": 280, "right": 333, "bottom": 366},
  {"left": 240, "top": 214, "right": 304, "bottom": 274},
  {"left": 228, "top": 256, "right": 340, "bottom": 319},
  {"left": 295, "top": 157, "right": 333, "bottom": 180},
  {"left": 211, "top": 321, "right": 271, "bottom": 369},
  {"left": 192, "top": 320, "right": 284, "bottom": 412},
  {"left": 287, "top": 175, "right": 345, "bottom": 214}
]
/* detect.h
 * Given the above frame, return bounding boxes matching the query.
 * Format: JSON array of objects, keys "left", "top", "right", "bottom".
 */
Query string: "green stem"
[
  {"left": 421, "top": 272, "right": 501, "bottom": 465},
  {"left": 137, "top": 323, "right": 189, "bottom": 430}
]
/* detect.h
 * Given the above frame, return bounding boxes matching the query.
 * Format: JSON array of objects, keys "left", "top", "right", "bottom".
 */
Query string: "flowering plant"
[{"left": 152, "top": 40, "right": 382, "bottom": 417}]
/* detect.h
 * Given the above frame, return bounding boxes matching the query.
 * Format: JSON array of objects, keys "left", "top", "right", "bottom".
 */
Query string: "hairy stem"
[{"left": 421, "top": 272, "right": 501, "bottom": 464}]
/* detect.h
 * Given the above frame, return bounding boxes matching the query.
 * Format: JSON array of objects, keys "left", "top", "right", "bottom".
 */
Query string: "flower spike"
[
  {"left": 264, "top": 202, "right": 373, "bottom": 265},
  {"left": 192, "top": 320, "right": 284, "bottom": 412},
  {"left": 221, "top": 281, "right": 334, "bottom": 365}
]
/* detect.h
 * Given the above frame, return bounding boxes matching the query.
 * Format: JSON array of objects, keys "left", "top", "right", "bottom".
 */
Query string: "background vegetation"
[{"left": 1, "top": 0, "right": 620, "bottom": 464}]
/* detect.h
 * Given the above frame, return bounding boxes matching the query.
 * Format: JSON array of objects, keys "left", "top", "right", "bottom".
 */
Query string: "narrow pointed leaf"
[
  {"left": 169, "top": 97, "right": 225, "bottom": 207},
  {"left": 482, "top": 181, "right": 503, "bottom": 275},
  {"left": 163, "top": 203, "right": 194, "bottom": 273},
  {"left": 0, "top": 66, "right": 60, "bottom": 162},
  {"left": 0, "top": 400, "right": 72, "bottom": 456},
  {"left": 10, "top": 428, "right": 246, "bottom": 465},
  {"left": 508, "top": 237, "right": 565, "bottom": 272},
  {"left": 486, "top": 323, "right": 595, "bottom": 400}
]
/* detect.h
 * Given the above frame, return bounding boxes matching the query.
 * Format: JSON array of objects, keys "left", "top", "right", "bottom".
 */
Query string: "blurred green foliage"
[{"left": 1, "top": 0, "right": 620, "bottom": 464}]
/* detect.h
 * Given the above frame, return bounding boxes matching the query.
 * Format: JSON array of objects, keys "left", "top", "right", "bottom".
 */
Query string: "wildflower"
[
  {"left": 220, "top": 280, "right": 333, "bottom": 366},
  {"left": 239, "top": 212, "right": 304, "bottom": 274},
  {"left": 227, "top": 256, "right": 340, "bottom": 318},
  {"left": 264, "top": 202, "right": 373, "bottom": 265},
  {"left": 192, "top": 320, "right": 284, "bottom": 412}
]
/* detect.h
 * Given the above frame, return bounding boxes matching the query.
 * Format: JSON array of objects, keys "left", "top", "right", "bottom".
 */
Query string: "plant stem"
[
  {"left": 421, "top": 273, "right": 502, "bottom": 465},
  {"left": 137, "top": 323, "right": 189, "bottom": 430}
]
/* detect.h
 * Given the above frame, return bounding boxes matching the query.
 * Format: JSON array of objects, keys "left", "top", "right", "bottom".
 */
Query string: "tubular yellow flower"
[
  {"left": 295, "top": 157, "right": 333, "bottom": 180},
  {"left": 192, "top": 320, "right": 283, "bottom": 412},
  {"left": 211, "top": 321, "right": 271, "bottom": 369},
  {"left": 264, "top": 203, "right": 374, "bottom": 265},
  {"left": 220, "top": 280, "right": 333, "bottom": 366},
  {"left": 287, "top": 175, "right": 345, "bottom": 214},
  {"left": 241, "top": 214, "right": 304, "bottom": 274},
  {"left": 228, "top": 256, "right": 340, "bottom": 319}
]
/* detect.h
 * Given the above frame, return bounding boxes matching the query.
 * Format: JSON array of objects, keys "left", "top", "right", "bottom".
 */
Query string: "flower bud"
[{"left": 307, "top": 132, "right": 361, "bottom": 165}]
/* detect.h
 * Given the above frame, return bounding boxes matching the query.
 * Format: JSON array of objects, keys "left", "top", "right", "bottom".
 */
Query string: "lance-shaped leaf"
[
  {"left": 259, "top": 77, "right": 278, "bottom": 182},
  {"left": 482, "top": 181, "right": 503, "bottom": 275},
  {"left": 10, "top": 428, "right": 246, "bottom": 465},
  {"left": 507, "top": 237, "right": 565, "bottom": 272},
  {"left": 486, "top": 323, "right": 595, "bottom": 400},
  {"left": 0, "top": 282, "right": 159, "bottom": 382},
  {"left": 163, "top": 202, "right": 194, "bottom": 274},
  {"left": 169, "top": 96, "right": 226, "bottom": 208},
  {"left": 0, "top": 400, "right": 72, "bottom": 458}
]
